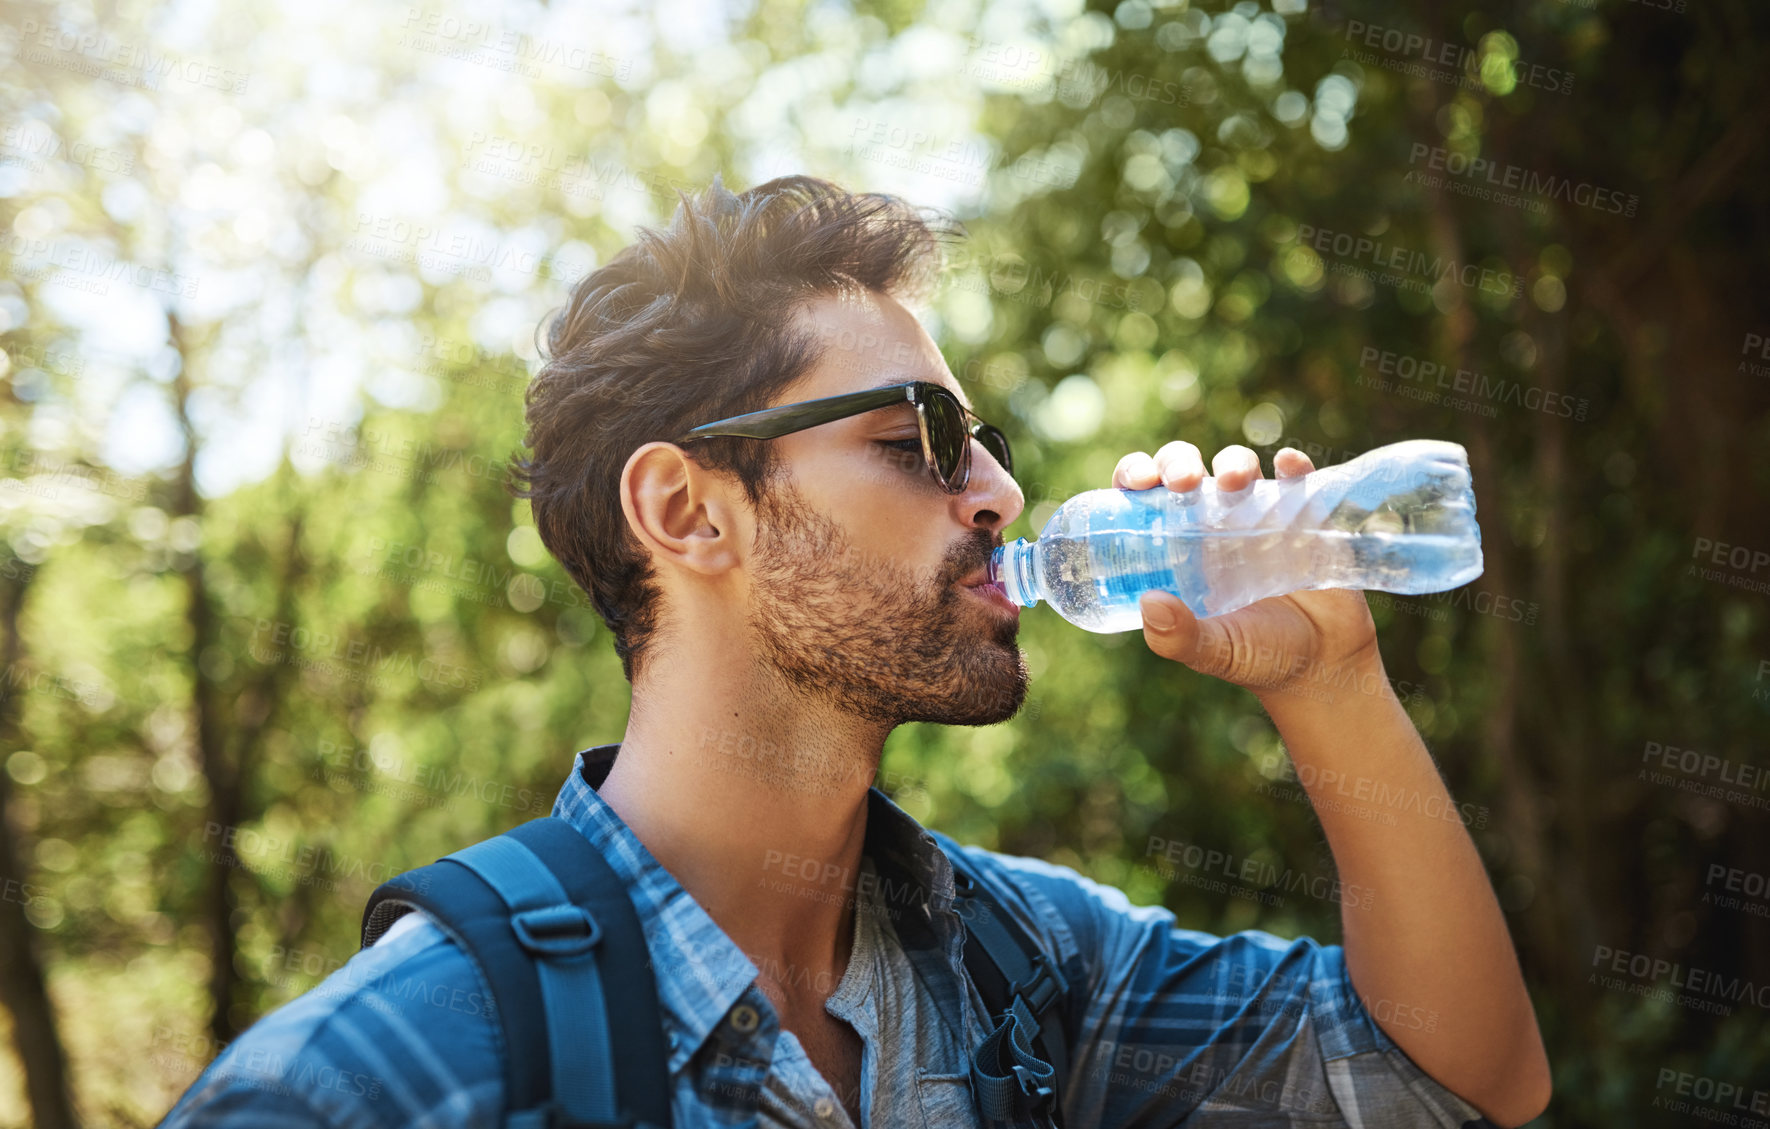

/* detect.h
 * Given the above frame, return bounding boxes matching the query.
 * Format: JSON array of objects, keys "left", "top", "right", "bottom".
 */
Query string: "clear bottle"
[{"left": 989, "top": 439, "right": 1484, "bottom": 632}]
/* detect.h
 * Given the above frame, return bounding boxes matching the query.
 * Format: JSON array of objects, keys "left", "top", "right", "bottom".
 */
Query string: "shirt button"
[
  {"left": 729, "top": 1004, "right": 760, "bottom": 1033},
  {"left": 814, "top": 1096, "right": 837, "bottom": 1120}
]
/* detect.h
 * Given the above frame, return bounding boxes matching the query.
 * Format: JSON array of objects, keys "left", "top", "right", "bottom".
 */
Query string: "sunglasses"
[{"left": 674, "top": 381, "right": 1013, "bottom": 494}]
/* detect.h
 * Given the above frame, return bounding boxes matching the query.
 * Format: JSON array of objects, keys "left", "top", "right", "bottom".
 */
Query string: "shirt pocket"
[{"left": 915, "top": 1070, "right": 981, "bottom": 1129}]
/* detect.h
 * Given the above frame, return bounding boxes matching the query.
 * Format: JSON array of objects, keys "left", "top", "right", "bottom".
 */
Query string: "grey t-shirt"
[{"left": 761, "top": 853, "right": 985, "bottom": 1128}]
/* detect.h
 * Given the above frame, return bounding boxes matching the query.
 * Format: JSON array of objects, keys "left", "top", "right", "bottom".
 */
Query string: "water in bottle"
[{"left": 988, "top": 439, "right": 1483, "bottom": 633}]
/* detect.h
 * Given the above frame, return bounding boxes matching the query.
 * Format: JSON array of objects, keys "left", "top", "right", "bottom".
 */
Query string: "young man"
[{"left": 161, "top": 176, "right": 1551, "bottom": 1128}]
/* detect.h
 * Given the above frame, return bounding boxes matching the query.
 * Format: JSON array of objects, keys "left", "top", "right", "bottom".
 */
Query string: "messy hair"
[{"left": 508, "top": 175, "right": 955, "bottom": 682}]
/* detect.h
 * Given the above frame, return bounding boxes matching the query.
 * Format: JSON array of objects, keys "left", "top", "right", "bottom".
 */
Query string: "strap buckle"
[
  {"left": 512, "top": 904, "right": 602, "bottom": 956},
  {"left": 1011, "top": 1063, "right": 1056, "bottom": 1107},
  {"left": 1014, "top": 951, "right": 1067, "bottom": 1015}
]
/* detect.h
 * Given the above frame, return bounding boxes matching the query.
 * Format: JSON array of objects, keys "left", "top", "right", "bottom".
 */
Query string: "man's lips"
[
  {"left": 960, "top": 573, "right": 1017, "bottom": 615},
  {"left": 959, "top": 565, "right": 994, "bottom": 588}
]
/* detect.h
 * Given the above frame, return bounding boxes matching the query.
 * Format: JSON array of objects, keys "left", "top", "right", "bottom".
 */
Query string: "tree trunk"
[
  {"left": 169, "top": 314, "right": 245, "bottom": 1047},
  {"left": 0, "top": 560, "right": 78, "bottom": 1129}
]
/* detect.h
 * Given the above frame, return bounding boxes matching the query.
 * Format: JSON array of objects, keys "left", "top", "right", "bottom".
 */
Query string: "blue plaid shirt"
[{"left": 160, "top": 744, "right": 1487, "bottom": 1128}]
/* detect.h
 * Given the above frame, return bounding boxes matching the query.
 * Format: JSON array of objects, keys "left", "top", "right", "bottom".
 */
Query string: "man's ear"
[{"left": 619, "top": 442, "right": 748, "bottom": 577}]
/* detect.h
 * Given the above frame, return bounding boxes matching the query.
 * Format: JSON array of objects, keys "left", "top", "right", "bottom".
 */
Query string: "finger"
[
  {"left": 1210, "top": 444, "right": 1263, "bottom": 492},
  {"left": 1140, "top": 591, "right": 1199, "bottom": 661},
  {"left": 1139, "top": 590, "right": 1234, "bottom": 675},
  {"left": 1153, "top": 440, "right": 1207, "bottom": 492},
  {"left": 1273, "top": 446, "right": 1315, "bottom": 479},
  {"left": 1113, "top": 450, "right": 1161, "bottom": 490}
]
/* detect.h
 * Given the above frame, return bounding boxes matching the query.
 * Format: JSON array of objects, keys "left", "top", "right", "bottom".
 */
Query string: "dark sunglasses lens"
[
  {"left": 976, "top": 425, "right": 1012, "bottom": 475},
  {"left": 920, "top": 389, "right": 968, "bottom": 489}
]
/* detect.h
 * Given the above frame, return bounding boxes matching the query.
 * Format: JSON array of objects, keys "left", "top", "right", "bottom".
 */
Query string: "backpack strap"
[
  {"left": 930, "top": 831, "right": 1071, "bottom": 1128},
  {"left": 362, "top": 817, "right": 672, "bottom": 1129},
  {"left": 363, "top": 847, "right": 553, "bottom": 1122}
]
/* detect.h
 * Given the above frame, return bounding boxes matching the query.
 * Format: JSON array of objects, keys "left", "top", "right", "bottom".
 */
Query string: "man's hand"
[
  {"left": 1117, "top": 442, "right": 1552, "bottom": 1124},
  {"left": 1111, "top": 441, "right": 1380, "bottom": 694}
]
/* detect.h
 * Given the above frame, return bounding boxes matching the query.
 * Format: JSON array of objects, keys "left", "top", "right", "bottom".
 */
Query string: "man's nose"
[{"left": 953, "top": 437, "right": 1022, "bottom": 534}]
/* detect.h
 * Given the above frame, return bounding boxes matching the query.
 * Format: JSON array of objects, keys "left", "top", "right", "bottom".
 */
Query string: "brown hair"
[{"left": 509, "top": 175, "right": 955, "bottom": 682}]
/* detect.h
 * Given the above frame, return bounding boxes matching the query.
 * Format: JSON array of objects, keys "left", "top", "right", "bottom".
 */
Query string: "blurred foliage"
[{"left": 1, "top": 0, "right": 1767, "bottom": 1124}]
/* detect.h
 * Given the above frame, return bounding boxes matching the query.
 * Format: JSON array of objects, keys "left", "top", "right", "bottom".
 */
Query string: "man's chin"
[
  {"left": 909, "top": 652, "right": 1029, "bottom": 726},
  {"left": 956, "top": 590, "right": 1021, "bottom": 649}
]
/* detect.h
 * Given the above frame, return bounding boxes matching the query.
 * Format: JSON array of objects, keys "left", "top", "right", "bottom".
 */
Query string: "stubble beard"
[{"left": 747, "top": 480, "right": 1028, "bottom": 732}]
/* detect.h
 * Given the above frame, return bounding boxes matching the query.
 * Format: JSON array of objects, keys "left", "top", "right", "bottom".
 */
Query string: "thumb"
[
  {"left": 1140, "top": 591, "right": 1204, "bottom": 665},
  {"left": 1132, "top": 598, "right": 1231, "bottom": 675}
]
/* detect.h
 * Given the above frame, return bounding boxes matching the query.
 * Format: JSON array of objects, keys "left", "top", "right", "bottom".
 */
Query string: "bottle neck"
[{"left": 991, "top": 540, "right": 1041, "bottom": 608}]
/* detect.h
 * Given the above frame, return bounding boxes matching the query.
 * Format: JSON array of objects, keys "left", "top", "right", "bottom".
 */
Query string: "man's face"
[{"left": 743, "top": 289, "right": 1028, "bottom": 727}]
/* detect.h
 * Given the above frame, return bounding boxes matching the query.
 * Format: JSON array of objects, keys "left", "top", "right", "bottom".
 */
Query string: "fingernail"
[{"left": 1142, "top": 597, "right": 1176, "bottom": 631}]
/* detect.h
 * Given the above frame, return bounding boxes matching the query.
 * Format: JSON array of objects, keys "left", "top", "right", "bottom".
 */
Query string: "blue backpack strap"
[
  {"left": 363, "top": 852, "right": 553, "bottom": 1122},
  {"left": 500, "top": 819, "right": 672, "bottom": 1129},
  {"left": 447, "top": 827, "right": 622, "bottom": 1128},
  {"left": 929, "top": 830, "right": 1071, "bottom": 1128},
  {"left": 362, "top": 817, "right": 672, "bottom": 1129}
]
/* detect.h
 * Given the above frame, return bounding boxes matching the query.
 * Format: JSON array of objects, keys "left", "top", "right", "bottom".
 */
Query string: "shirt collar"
[{"left": 551, "top": 743, "right": 963, "bottom": 1073}]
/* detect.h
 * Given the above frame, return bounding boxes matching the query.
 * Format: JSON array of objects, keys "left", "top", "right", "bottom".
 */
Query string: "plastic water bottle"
[{"left": 988, "top": 439, "right": 1483, "bottom": 633}]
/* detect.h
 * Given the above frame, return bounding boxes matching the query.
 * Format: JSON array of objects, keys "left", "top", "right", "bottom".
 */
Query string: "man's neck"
[{"left": 597, "top": 656, "right": 894, "bottom": 1000}]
